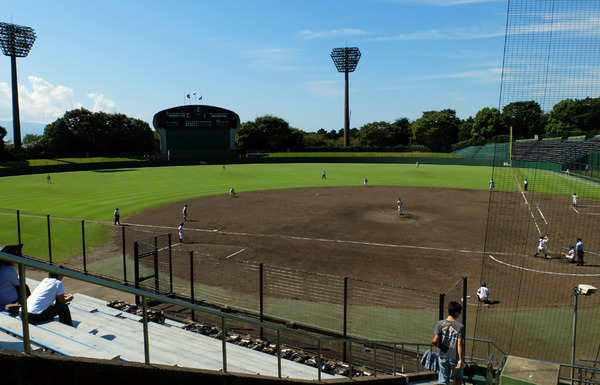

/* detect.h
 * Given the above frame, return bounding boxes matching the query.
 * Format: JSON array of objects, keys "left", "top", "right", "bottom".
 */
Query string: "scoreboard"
[{"left": 153, "top": 105, "right": 240, "bottom": 130}]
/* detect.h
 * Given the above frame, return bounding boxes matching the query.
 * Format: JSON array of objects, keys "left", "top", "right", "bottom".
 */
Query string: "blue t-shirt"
[
  {"left": 0, "top": 265, "right": 19, "bottom": 310},
  {"left": 434, "top": 319, "right": 465, "bottom": 361}
]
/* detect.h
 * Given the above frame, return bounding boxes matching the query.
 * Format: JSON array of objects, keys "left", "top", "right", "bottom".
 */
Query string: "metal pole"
[
  {"left": 16, "top": 210, "right": 21, "bottom": 245},
  {"left": 572, "top": 288, "right": 579, "bottom": 384},
  {"left": 344, "top": 70, "right": 350, "bottom": 147},
  {"left": 18, "top": 263, "right": 30, "bottom": 353},
  {"left": 439, "top": 293, "right": 445, "bottom": 321},
  {"left": 81, "top": 220, "right": 87, "bottom": 274},
  {"left": 222, "top": 316, "right": 228, "bottom": 373},
  {"left": 47, "top": 215, "right": 52, "bottom": 264},
  {"left": 343, "top": 276, "right": 348, "bottom": 362},
  {"left": 153, "top": 236, "right": 159, "bottom": 294},
  {"left": 10, "top": 55, "right": 22, "bottom": 150},
  {"left": 189, "top": 251, "right": 195, "bottom": 321},
  {"left": 134, "top": 242, "right": 140, "bottom": 305},
  {"left": 142, "top": 295, "right": 150, "bottom": 364},
  {"left": 122, "top": 226, "right": 127, "bottom": 283},
  {"left": 259, "top": 262, "right": 264, "bottom": 340},
  {"left": 168, "top": 233, "right": 173, "bottom": 294}
]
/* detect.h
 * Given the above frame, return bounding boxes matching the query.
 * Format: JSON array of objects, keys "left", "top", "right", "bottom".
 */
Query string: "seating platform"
[{"left": 0, "top": 283, "right": 333, "bottom": 380}]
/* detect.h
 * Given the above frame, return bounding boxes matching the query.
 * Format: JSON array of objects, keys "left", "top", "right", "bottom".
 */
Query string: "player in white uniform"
[
  {"left": 477, "top": 283, "right": 489, "bottom": 302},
  {"left": 397, "top": 198, "right": 403, "bottom": 215},
  {"left": 534, "top": 235, "right": 549, "bottom": 259},
  {"left": 562, "top": 245, "right": 576, "bottom": 263},
  {"left": 178, "top": 223, "right": 184, "bottom": 243},
  {"left": 572, "top": 193, "right": 578, "bottom": 208}
]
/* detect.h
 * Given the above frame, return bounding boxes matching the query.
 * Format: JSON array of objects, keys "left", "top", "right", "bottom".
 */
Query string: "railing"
[{"left": 0, "top": 251, "right": 434, "bottom": 380}]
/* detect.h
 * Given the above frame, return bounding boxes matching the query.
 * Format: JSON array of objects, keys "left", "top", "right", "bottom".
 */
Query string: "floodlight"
[
  {"left": 330, "top": 47, "right": 361, "bottom": 147},
  {"left": 0, "top": 22, "right": 37, "bottom": 150}
]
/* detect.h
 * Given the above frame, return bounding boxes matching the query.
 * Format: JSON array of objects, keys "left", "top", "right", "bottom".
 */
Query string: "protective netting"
[{"left": 478, "top": 0, "right": 600, "bottom": 364}]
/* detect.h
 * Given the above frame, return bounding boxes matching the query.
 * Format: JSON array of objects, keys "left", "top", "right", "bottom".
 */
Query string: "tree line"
[
  {"left": 2, "top": 97, "right": 600, "bottom": 159},
  {"left": 236, "top": 98, "right": 600, "bottom": 154}
]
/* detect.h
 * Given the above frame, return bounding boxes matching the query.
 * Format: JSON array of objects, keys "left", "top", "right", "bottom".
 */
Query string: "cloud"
[
  {"left": 369, "top": 27, "right": 504, "bottom": 42},
  {"left": 303, "top": 80, "right": 343, "bottom": 98},
  {"left": 244, "top": 48, "right": 302, "bottom": 71},
  {"left": 0, "top": 76, "right": 117, "bottom": 124},
  {"left": 88, "top": 93, "right": 117, "bottom": 113},
  {"left": 299, "top": 28, "right": 368, "bottom": 40}
]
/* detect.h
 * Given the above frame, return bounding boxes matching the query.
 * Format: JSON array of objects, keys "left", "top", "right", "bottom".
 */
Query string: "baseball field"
[{"left": 1, "top": 162, "right": 599, "bottom": 364}]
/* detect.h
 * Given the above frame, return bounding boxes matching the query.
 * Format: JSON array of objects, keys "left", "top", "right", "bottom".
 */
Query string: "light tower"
[
  {"left": 331, "top": 47, "right": 361, "bottom": 147},
  {"left": 0, "top": 22, "right": 37, "bottom": 150}
]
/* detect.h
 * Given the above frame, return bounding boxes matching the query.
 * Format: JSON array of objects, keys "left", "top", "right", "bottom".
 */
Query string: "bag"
[{"left": 420, "top": 347, "right": 439, "bottom": 372}]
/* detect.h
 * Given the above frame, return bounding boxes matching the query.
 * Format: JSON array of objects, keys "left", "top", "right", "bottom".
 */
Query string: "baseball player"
[
  {"left": 572, "top": 193, "right": 578, "bottom": 208},
  {"left": 534, "top": 235, "right": 549, "bottom": 259},
  {"left": 397, "top": 198, "right": 403, "bottom": 215},
  {"left": 182, "top": 204, "right": 188, "bottom": 221},
  {"left": 477, "top": 283, "right": 489, "bottom": 302},
  {"left": 178, "top": 223, "right": 184, "bottom": 243}
]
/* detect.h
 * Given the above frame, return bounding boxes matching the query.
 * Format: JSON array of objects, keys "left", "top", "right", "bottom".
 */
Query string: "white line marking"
[
  {"left": 488, "top": 254, "right": 600, "bottom": 277},
  {"left": 226, "top": 248, "right": 246, "bottom": 259},
  {"left": 571, "top": 206, "right": 579, "bottom": 214},
  {"left": 535, "top": 204, "right": 547, "bottom": 224}
]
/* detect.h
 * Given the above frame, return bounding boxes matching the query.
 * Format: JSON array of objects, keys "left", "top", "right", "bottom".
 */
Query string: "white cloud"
[
  {"left": 299, "top": 28, "right": 368, "bottom": 40},
  {"left": 88, "top": 93, "right": 117, "bottom": 113},
  {"left": 303, "top": 80, "right": 344, "bottom": 98},
  {"left": 0, "top": 76, "right": 117, "bottom": 124},
  {"left": 369, "top": 27, "right": 504, "bottom": 42}
]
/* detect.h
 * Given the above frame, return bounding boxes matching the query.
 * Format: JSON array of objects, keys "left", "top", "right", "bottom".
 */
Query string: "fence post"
[
  {"left": 343, "top": 276, "right": 348, "bottom": 362},
  {"left": 16, "top": 210, "right": 21, "bottom": 245},
  {"left": 190, "top": 250, "right": 195, "bottom": 321},
  {"left": 259, "top": 262, "right": 264, "bottom": 340},
  {"left": 134, "top": 241, "right": 140, "bottom": 305},
  {"left": 153, "top": 236, "right": 159, "bottom": 294},
  {"left": 81, "top": 220, "right": 87, "bottom": 274},
  {"left": 439, "top": 293, "right": 445, "bottom": 321},
  {"left": 47, "top": 215, "right": 52, "bottom": 264},
  {"left": 122, "top": 226, "right": 127, "bottom": 283},
  {"left": 462, "top": 276, "right": 468, "bottom": 329},
  {"left": 168, "top": 233, "right": 173, "bottom": 294}
]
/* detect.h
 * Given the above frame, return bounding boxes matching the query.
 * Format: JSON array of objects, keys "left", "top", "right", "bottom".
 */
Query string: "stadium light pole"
[
  {"left": 331, "top": 47, "right": 361, "bottom": 147},
  {"left": 571, "top": 284, "right": 596, "bottom": 384},
  {"left": 0, "top": 22, "right": 37, "bottom": 151}
]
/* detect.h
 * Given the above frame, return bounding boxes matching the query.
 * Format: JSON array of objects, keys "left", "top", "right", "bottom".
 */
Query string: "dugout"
[{"left": 153, "top": 105, "right": 240, "bottom": 160}]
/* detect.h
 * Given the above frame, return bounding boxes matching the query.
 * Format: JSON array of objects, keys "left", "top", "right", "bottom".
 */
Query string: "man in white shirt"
[{"left": 26, "top": 265, "right": 74, "bottom": 326}]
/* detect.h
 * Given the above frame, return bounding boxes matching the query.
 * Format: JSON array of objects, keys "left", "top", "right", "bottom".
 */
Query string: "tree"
[
  {"left": 357, "top": 121, "right": 394, "bottom": 149},
  {"left": 42, "top": 108, "right": 157, "bottom": 157},
  {"left": 0, "top": 124, "right": 6, "bottom": 153},
  {"left": 235, "top": 115, "right": 300, "bottom": 153},
  {"left": 472, "top": 107, "right": 503, "bottom": 139},
  {"left": 391, "top": 118, "right": 412, "bottom": 146},
  {"left": 411, "top": 109, "right": 460, "bottom": 152},
  {"left": 501, "top": 101, "right": 542, "bottom": 139},
  {"left": 545, "top": 97, "right": 600, "bottom": 137}
]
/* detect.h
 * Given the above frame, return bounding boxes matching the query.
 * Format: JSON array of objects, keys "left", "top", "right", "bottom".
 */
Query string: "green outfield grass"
[{"left": 2, "top": 162, "right": 597, "bottom": 261}]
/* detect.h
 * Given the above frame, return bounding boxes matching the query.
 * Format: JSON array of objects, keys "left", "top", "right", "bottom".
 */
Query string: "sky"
[{"left": 0, "top": 0, "right": 508, "bottom": 141}]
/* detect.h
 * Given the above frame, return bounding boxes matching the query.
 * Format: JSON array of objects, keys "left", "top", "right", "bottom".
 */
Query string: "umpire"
[{"left": 576, "top": 238, "right": 584, "bottom": 266}]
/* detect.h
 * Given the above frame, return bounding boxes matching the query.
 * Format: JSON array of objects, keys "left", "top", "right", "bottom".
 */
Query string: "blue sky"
[{"left": 0, "top": 0, "right": 508, "bottom": 141}]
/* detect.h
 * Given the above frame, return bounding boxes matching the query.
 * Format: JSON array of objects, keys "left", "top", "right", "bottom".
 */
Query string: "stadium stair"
[{"left": 0, "top": 283, "right": 334, "bottom": 380}]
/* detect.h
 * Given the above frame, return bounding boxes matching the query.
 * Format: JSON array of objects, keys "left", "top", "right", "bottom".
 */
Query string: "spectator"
[
  {"left": 26, "top": 265, "right": 74, "bottom": 326},
  {"left": 0, "top": 261, "right": 21, "bottom": 312},
  {"left": 432, "top": 301, "right": 465, "bottom": 385}
]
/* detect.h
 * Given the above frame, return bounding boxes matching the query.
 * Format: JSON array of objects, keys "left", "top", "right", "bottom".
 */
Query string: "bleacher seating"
[
  {"left": 0, "top": 281, "right": 333, "bottom": 380},
  {"left": 452, "top": 145, "right": 482, "bottom": 158}
]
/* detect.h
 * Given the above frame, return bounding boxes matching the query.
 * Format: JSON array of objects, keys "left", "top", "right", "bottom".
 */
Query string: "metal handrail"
[{"left": 1, "top": 251, "right": 433, "bottom": 379}]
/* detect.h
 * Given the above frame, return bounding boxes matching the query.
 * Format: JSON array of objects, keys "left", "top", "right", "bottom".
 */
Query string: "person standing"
[
  {"left": 575, "top": 238, "right": 584, "bottom": 266},
  {"left": 182, "top": 204, "right": 188, "bottom": 221},
  {"left": 178, "top": 223, "right": 184, "bottom": 243},
  {"left": 572, "top": 193, "right": 578, "bottom": 208},
  {"left": 114, "top": 208, "right": 121, "bottom": 225},
  {"left": 523, "top": 179, "right": 528, "bottom": 191},
  {"left": 26, "top": 265, "right": 74, "bottom": 326},
  {"left": 431, "top": 301, "right": 465, "bottom": 385},
  {"left": 322, "top": 170, "right": 326, "bottom": 180},
  {"left": 46, "top": 174, "right": 52, "bottom": 184},
  {"left": 397, "top": 198, "right": 403, "bottom": 215},
  {"left": 534, "top": 235, "right": 549, "bottom": 259},
  {"left": 489, "top": 179, "right": 494, "bottom": 191},
  {"left": 364, "top": 177, "right": 368, "bottom": 186}
]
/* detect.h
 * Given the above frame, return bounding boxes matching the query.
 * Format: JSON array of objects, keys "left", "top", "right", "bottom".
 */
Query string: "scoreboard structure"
[{"left": 153, "top": 105, "right": 240, "bottom": 159}]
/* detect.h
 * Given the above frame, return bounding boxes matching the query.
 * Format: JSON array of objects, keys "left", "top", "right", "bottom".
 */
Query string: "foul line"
[
  {"left": 123, "top": 222, "right": 482, "bottom": 255},
  {"left": 535, "top": 203, "right": 548, "bottom": 224},
  {"left": 488, "top": 254, "right": 600, "bottom": 277},
  {"left": 226, "top": 249, "right": 246, "bottom": 259},
  {"left": 571, "top": 206, "right": 579, "bottom": 214}
]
